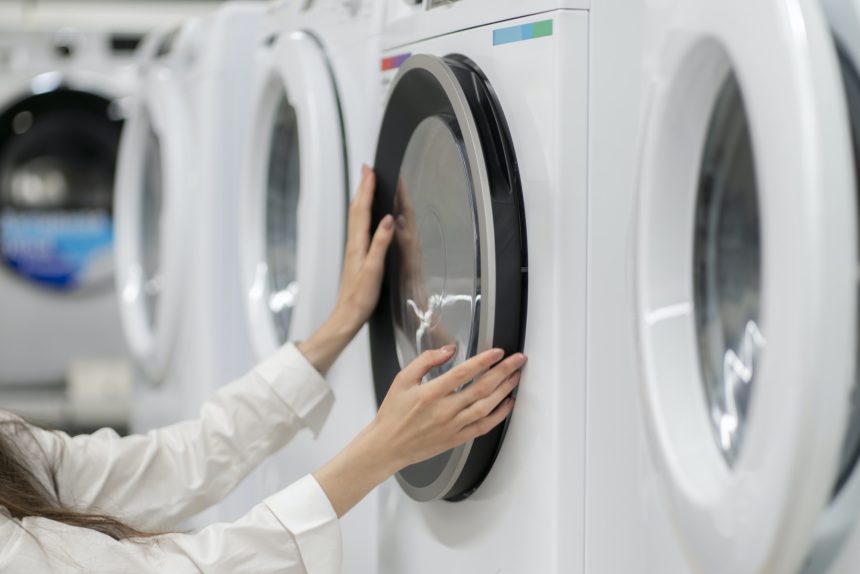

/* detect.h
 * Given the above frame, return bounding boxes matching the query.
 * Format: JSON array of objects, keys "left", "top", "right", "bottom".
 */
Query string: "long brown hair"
[{"left": 0, "top": 419, "right": 155, "bottom": 540}]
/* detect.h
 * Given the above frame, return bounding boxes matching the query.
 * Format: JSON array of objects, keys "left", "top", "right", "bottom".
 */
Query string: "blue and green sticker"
[{"left": 493, "top": 19, "right": 554, "bottom": 46}]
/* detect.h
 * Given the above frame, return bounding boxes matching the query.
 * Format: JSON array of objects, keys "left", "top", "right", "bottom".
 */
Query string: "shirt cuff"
[
  {"left": 264, "top": 474, "right": 342, "bottom": 574},
  {"left": 254, "top": 343, "right": 334, "bottom": 437}
]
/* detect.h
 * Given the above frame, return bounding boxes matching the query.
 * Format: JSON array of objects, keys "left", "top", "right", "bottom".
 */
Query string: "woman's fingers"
[
  {"left": 397, "top": 345, "right": 458, "bottom": 385},
  {"left": 347, "top": 166, "right": 376, "bottom": 253},
  {"left": 455, "top": 371, "right": 521, "bottom": 427},
  {"left": 451, "top": 353, "right": 526, "bottom": 407},
  {"left": 456, "top": 397, "right": 516, "bottom": 443},
  {"left": 427, "top": 348, "right": 505, "bottom": 396},
  {"left": 364, "top": 214, "right": 395, "bottom": 275}
]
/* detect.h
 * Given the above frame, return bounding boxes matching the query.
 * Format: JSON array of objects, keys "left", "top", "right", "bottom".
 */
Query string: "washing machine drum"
[
  {"left": 371, "top": 54, "right": 528, "bottom": 502},
  {"left": 0, "top": 89, "right": 122, "bottom": 292}
]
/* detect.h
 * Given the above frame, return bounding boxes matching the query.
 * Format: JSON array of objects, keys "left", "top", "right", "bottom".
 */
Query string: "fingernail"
[
  {"left": 489, "top": 348, "right": 504, "bottom": 360},
  {"left": 382, "top": 214, "right": 394, "bottom": 229},
  {"left": 362, "top": 164, "right": 370, "bottom": 175},
  {"left": 439, "top": 344, "right": 456, "bottom": 355}
]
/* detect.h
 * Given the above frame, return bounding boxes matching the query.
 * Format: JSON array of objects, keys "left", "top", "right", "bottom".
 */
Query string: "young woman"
[{"left": 0, "top": 167, "right": 526, "bottom": 573}]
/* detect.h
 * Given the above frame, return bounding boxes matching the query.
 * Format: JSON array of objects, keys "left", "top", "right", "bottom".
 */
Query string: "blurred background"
[{"left": 0, "top": 0, "right": 227, "bottom": 435}]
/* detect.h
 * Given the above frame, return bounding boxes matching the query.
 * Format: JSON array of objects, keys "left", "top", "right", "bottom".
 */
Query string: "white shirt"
[{"left": 0, "top": 343, "right": 343, "bottom": 573}]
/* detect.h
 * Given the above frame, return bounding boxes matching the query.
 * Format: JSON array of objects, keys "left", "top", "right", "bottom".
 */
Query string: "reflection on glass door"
[
  {"left": 693, "top": 74, "right": 764, "bottom": 467},
  {"left": 265, "top": 92, "right": 301, "bottom": 344}
]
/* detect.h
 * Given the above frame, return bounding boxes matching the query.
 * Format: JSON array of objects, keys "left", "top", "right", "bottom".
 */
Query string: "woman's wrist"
[
  {"left": 297, "top": 309, "right": 361, "bottom": 375},
  {"left": 313, "top": 422, "right": 399, "bottom": 518}
]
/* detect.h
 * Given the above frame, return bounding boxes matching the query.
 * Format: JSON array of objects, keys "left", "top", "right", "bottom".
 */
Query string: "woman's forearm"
[{"left": 313, "top": 422, "right": 398, "bottom": 518}]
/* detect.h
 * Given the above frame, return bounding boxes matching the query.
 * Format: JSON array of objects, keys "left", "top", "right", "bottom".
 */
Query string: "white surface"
[
  {"left": 803, "top": 2, "right": 860, "bottom": 572},
  {"left": 4, "top": 1, "right": 214, "bottom": 32},
  {"left": 375, "top": 9, "right": 587, "bottom": 574}
]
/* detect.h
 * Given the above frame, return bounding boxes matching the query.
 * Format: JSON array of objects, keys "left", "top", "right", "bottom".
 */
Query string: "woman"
[{"left": 0, "top": 167, "right": 526, "bottom": 573}]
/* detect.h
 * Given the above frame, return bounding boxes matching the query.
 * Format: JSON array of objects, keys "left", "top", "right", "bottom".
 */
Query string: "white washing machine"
[
  {"left": 115, "top": 22, "right": 204, "bottom": 431},
  {"left": 116, "top": 5, "right": 267, "bottom": 527},
  {"left": 371, "top": 2, "right": 586, "bottom": 572},
  {"left": 584, "top": 0, "right": 860, "bottom": 572},
  {"left": 0, "top": 26, "right": 141, "bottom": 430},
  {"left": 238, "top": 0, "right": 384, "bottom": 568},
  {"left": 117, "top": 2, "right": 268, "bottom": 428}
]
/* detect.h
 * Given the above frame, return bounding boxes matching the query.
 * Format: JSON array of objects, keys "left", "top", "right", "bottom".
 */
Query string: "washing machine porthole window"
[
  {"left": 371, "top": 54, "right": 527, "bottom": 502},
  {"left": 140, "top": 119, "right": 164, "bottom": 331},
  {"left": 0, "top": 90, "right": 121, "bottom": 293},
  {"left": 391, "top": 114, "right": 480, "bottom": 382},
  {"left": 693, "top": 73, "right": 763, "bottom": 468},
  {"left": 265, "top": 91, "right": 301, "bottom": 344}
]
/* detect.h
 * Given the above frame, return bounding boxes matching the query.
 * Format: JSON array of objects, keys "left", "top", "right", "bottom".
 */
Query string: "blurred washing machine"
[
  {"left": 370, "top": 1, "right": 586, "bottom": 572},
  {"left": 238, "top": 0, "right": 385, "bottom": 568},
  {"left": 0, "top": 26, "right": 143, "bottom": 430},
  {"left": 115, "top": 22, "right": 202, "bottom": 430},
  {"left": 583, "top": 0, "right": 860, "bottom": 572},
  {"left": 116, "top": 3, "right": 266, "bottom": 429},
  {"left": 116, "top": 4, "right": 267, "bottom": 526}
]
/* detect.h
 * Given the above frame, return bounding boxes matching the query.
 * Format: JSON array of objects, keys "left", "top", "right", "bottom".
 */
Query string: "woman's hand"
[
  {"left": 298, "top": 166, "right": 393, "bottom": 374},
  {"left": 314, "top": 347, "right": 526, "bottom": 517},
  {"left": 334, "top": 165, "right": 395, "bottom": 331}
]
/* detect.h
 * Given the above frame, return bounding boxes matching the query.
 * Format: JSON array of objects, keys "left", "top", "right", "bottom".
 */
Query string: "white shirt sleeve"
[
  {"left": 0, "top": 474, "right": 342, "bottom": 573},
  {"left": 28, "top": 342, "right": 334, "bottom": 530},
  {"left": 0, "top": 342, "right": 343, "bottom": 573}
]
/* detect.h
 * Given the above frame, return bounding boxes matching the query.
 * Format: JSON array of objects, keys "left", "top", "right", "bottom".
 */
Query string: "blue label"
[{"left": 1, "top": 210, "right": 114, "bottom": 290}]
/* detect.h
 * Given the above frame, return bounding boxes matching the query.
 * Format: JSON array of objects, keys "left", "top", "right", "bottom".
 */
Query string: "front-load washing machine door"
[
  {"left": 799, "top": 2, "right": 860, "bottom": 571},
  {"left": 0, "top": 89, "right": 122, "bottom": 293},
  {"left": 634, "top": 0, "right": 857, "bottom": 572},
  {"left": 370, "top": 54, "right": 527, "bottom": 502},
  {"left": 114, "top": 44, "right": 193, "bottom": 384},
  {"left": 241, "top": 31, "right": 348, "bottom": 358}
]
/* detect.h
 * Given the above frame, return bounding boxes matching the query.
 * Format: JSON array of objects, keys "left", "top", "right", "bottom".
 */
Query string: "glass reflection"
[
  {"left": 694, "top": 73, "right": 764, "bottom": 467},
  {"left": 392, "top": 115, "right": 479, "bottom": 382},
  {"left": 141, "top": 123, "right": 163, "bottom": 329},
  {"left": 265, "top": 92, "right": 301, "bottom": 344}
]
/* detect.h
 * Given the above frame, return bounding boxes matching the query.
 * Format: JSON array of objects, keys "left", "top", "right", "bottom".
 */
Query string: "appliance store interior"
[{"left": 2, "top": 0, "right": 860, "bottom": 572}]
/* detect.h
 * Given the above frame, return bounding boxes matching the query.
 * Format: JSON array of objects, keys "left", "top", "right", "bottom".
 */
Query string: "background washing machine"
[
  {"left": 116, "top": 4, "right": 269, "bottom": 523},
  {"left": 583, "top": 0, "right": 860, "bottom": 572},
  {"left": 115, "top": 21, "right": 204, "bottom": 431},
  {"left": 371, "top": 2, "right": 586, "bottom": 572},
  {"left": 238, "top": 0, "right": 385, "bottom": 568},
  {"left": 0, "top": 25, "right": 141, "bottom": 432}
]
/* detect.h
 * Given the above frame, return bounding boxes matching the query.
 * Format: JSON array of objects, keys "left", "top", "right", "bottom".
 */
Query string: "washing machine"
[
  {"left": 238, "top": 0, "right": 385, "bottom": 568},
  {"left": 114, "top": 22, "right": 204, "bottom": 431},
  {"left": 115, "top": 5, "right": 268, "bottom": 528},
  {"left": 0, "top": 26, "right": 142, "bottom": 430},
  {"left": 583, "top": 0, "right": 860, "bottom": 572},
  {"left": 371, "top": 1, "right": 586, "bottom": 572}
]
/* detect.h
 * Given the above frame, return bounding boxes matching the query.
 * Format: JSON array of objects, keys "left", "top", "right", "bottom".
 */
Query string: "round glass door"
[
  {"left": 693, "top": 74, "right": 763, "bottom": 467},
  {"left": 391, "top": 115, "right": 479, "bottom": 380},
  {"left": 371, "top": 54, "right": 527, "bottom": 502},
  {"left": 264, "top": 93, "right": 301, "bottom": 345},
  {"left": 0, "top": 90, "right": 121, "bottom": 292},
  {"left": 140, "top": 124, "right": 163, "bottom": 330}
]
